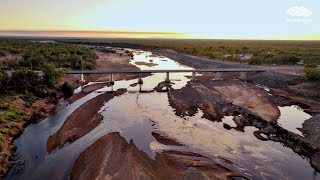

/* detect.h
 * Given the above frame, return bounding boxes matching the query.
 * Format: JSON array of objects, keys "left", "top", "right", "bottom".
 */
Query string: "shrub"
[
  {"left": 21, "top": 93, "right": 39, "bottom": 107},
  {"left": 248, "top": 57, "right": 262, "bottom": 65},
  {"left": 0, "top": 103, "right": 29, "bottom": 124},
  {"left": 6, "top": 58, "right": 20, "bottom": 69},
  {"left": 43, "top": 63, "right": 65, "bottom": 87},
  {"left": 31, "top": 86, "right": 49, "bottom": 98},
  {"left": 305, "top": 63, "right": 318, "bottom": 68},
  {"left": 0, "top": 50, "right": 5, "bottom": 56},
  {"left": 61, "top": 82, "right": 74, "bottom": 98},
  {"left": 129, "top": 52, "right": 134, "bottom": 58},
  {"left": 0, "top": 69, "right": 8, "bottom": 93},
  {"left": 304, "top": 67, "right": 320, "bottom": 82},
  {"left": 102, "top": 48, "right": 117, "bottom": 54},
  {"left": 9, "top": 68, "right": 41, "bottom": 94}
]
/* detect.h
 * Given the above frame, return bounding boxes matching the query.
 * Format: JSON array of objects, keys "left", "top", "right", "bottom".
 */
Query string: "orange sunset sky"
[{"left": 0, "top": 0, "right": 319, "bottom": 39}]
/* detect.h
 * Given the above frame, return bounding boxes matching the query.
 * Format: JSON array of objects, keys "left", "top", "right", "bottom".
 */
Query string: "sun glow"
[
  {"left": 0, "top": 0, "right": 319, "bottom": 39},
  {"left": 0, "top": 30, "right": 187, "bottom": 39}
]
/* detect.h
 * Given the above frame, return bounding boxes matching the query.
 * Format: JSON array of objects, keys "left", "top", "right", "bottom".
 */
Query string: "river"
[{"left": 6, "top": 48, "right": 319, "bottom": 180}]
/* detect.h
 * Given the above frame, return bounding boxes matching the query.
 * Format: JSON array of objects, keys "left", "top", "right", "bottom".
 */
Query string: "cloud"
[{"left": 286, "top": 6, "right": 312, "bottom": 17}]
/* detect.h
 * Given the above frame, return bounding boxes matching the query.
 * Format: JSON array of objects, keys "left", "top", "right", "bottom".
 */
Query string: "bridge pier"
[
  {"left": 165, "top": 72, "right": 170, "bottom": 82},
  {"left": 192, "top": 72, "right": 196, "bottom": 81},
  {"left": 240, "top": 72, "right": 247, "bottom": 80},
  {"left": 80, "top": 74, "right": 85, "bottom": 82},
  {"left": 138, "top": 74, "right": 143, "bottom": 84},
  {"left": 215, "top": 72, "right": 222, "bottom": 80},
  {"left": 110, "top": 73, "right": 115, "bottom": 85}
]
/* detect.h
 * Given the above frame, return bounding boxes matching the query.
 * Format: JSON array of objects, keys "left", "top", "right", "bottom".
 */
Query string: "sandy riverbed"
[
  {"left": 56, "top": 48, "right": 320, "bottom": 177},
  {"left": 47, "top": 89, "right": 127, "bottom": 154},
  {"left": 6, "top": 47, "right": 320, "bottom": 179},
  {"left": 71, "top": 132, "right": 248, "bottom": 180}
]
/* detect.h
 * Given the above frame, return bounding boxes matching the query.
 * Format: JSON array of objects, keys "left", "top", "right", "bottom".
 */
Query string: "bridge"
[{"left": 66, "top": 68, "right": 267, "bottom": 83}]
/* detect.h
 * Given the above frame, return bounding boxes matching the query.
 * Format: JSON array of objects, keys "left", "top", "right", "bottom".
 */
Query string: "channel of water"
[{"left": 6, "top": 48, "right": 318, "bottom": 180}]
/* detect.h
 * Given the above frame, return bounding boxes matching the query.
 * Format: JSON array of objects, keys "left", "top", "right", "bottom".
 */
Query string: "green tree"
[
  {"left": 0, "top": 50, "right": 5, "bottom": 56},
  {"left": 304, "top": 67, "right": 320, "bottom": 82},
  {"left": 6, "top": 58, "right": 20, "bottom": 69},
  {"left": 9, "top": 69, "right": 40, "bottom": 94},
  {"left": 0, "top": 70, "right": 8, "bottom": 93},
  {"left": 69, "top": 54, "right": 83, "bottom": 69},
  {"left": 305, "top": 63, "right": 318, "bottom": 68},
  {"left": 43, "top": 63, "right": 65, "bottom": 87},
  {"left": 61, "top": 82, "right": 74, "bottom": 98}
]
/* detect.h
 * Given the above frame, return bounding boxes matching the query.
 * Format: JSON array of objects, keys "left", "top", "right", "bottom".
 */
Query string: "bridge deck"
[{"left": 66, "top": 68, "right": 266, "bottom": 74}]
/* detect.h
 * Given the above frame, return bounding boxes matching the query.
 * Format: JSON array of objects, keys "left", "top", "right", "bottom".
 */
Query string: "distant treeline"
[{"left": 57, "top": 39, "right": 320, "bottom": 66}]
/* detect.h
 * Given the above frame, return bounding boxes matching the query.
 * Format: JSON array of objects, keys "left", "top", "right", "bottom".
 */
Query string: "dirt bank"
[
  {"left": 47, "top": 89, "right": 127, "bottom": 154},
  {"left": 0, "top": 95, "right": 57, "bottom": 178},
  {"left": 2, "top": 48, "right": 142, "bottom": 177},
  {"left": 71, "top": 132, "right": 248, "bottom": 180}
]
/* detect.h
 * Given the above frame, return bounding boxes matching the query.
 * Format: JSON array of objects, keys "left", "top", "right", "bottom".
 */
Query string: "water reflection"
[
  {"left": 278, "top": 105, "right": 312, "bottom": 136},
  {"left": 7, "top": 48, "right": 319, "bottom": 180}
]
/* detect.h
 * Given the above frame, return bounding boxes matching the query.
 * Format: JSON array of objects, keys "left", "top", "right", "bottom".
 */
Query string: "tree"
[
  {"left": 248, "top": 57, "right": 262, "bottom": 65},
  {"left": 0, "top": 69, "right": 8, "bottom": 93},
  {"left": 242, "top": 47, "right": 249, "bottom": 54},
  {"left": 9, "top": 69, "right": 40, "bottom": 94},
  {"left": 0, "top": 50, "right": 5, "bottom": 56},
  {"left": 69, "top": 54, "right": 83, "bottom": 69},
  {"left": 304, "top": 67, "right": 320, "bottom": 82},
  {"left": 6, "top": 58, "right": 20, "bottom": 69},
  {"left": 61, "top": 82, "right": 74, "bottom": 98},
  {"left": 305, "top": 63, "right": 318, "bottom": 68},
  {"left": 43, "top": 63, "right": 65, "bottom": 87}
]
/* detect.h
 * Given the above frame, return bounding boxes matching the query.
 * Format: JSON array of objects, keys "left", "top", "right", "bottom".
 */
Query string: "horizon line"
[
  {"left": 0, "top": 30, "right": 182, "bottom": 35},
  {"left": 1, "top": 36, "right": 320, "bottom": 41},
  {"left": 0, "top": 30, "right": 319, "bottom": 41}
]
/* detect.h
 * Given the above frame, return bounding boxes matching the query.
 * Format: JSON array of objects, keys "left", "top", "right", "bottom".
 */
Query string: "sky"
[{"left": 0, "top": 0, "right": 319, "bottom": 39}]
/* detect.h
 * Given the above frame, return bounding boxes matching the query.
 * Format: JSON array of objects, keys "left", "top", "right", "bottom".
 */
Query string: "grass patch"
[
  {"left": 304, "top": 67, "right": 320, "bottom": 82},
  {"left": 20, "top": 93, "right": 39, "bottom": 107},
  {"left": 0, "top": 102, "right": 29, "bottom": 124}
]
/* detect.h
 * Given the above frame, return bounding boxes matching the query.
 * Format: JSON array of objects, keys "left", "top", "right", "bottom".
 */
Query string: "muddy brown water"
[{"left": 6, "top": 48, "right": 319, "bottom": 180}]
